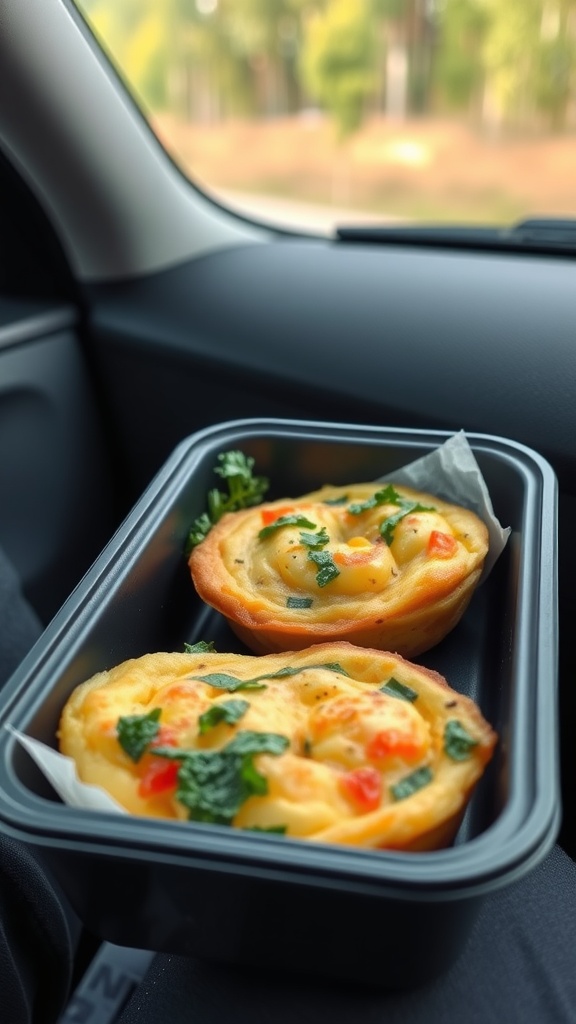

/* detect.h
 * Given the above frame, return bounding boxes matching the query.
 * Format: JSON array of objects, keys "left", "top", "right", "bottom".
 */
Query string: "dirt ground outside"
[{"left": 152, "top": 112, "right": 576, "bottom": 231}]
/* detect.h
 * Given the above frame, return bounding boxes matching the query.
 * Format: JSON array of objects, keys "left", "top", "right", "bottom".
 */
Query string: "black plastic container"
[{"left": 0, "top": 419, "right": 560, "bottom": 988}]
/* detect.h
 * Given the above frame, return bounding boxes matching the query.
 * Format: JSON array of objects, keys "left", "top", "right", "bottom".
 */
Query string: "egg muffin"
[
  {"left": 57, "top": 643, "right": 496, "bottom": 851},
  {"left": 188, "top": 482, "right": 489, "bottom": 657}
]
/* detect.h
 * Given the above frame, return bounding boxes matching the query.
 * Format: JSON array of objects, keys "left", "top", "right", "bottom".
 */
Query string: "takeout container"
[{"left": 0, "top": 419, "right": 560, "bottom": 988}]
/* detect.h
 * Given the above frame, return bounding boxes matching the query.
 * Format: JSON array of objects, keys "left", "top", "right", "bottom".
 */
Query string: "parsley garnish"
[
  {"left": 379, "top": 678, "right": 419, "bottom": 703},
  {"left": 444, "top": 720, "right": 479, "bottom": 761},
  {"left": 116, "top": 708, "right": 161, "bottom": 763},
  {"left": 308, "top": 549, "right": 340, "bottom": 587},
  {"left": 184, "top": 640, "right": 216, "bottom": 654},
  {"left": 347, "top": 485, "right": 402, "bottom": 515},
  {"left": 299, "top": 527, "right": 329, "bottom": 549},
  {"left": 323, "top": 494, "right": 349, "bottom": 505},
  {"left": 346, "top": 485, "right": 434, "bottom": 545},
  {"left": 379, "top": 500, "right": 434, "bottom": 545},
  {"left": 391, "top": 766, "right": 433, "bottom": 801},
  {"left": 286, "top": 596, "right": 313, "bottom": 608},
  {"left": 152, "top": 730, "right": 289, "bottom": 825},
  {"left": 259, "top": 514, "right": 317, "bottom": 539},
  {"left": 186, "top": 451, "right": 269, "bottom": 551},
  {"left": 198, "top": 699, "right": 250, "bottom": 735}
]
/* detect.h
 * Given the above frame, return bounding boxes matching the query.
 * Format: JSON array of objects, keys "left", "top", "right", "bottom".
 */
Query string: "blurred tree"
[
  {"left": 432, "top": 0, "right": 489, "bottom": 114},
  {"left": 300, "top": 0, "right": 376, "bottom": 139},
  {"left": 79, "top": 0, "right": 576, "bottom": 133},
  {"left": 481, "top": 0, "right": 576, "bottom": 130}
]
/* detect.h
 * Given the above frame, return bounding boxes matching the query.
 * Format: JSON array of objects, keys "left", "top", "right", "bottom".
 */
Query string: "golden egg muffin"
[
  {"left": 188, "top": 482, "right": 489, "bottom": 657},
  {"left": 57, "top": 643, "right": 496, "bottom": 852}
]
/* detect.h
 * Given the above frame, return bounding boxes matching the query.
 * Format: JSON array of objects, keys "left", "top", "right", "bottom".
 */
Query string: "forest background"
[{"left": 79, "top": 0, "right": 576, "bottom": 226}]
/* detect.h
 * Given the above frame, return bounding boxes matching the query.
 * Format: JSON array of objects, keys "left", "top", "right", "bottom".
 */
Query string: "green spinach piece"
[
  {"left": 198, "top": 699, "right": 250, "bottom": 735},
  {"left": 190, "top": 673, "right": 268, "bottom": 693},
  {"left": 184, "top": 640, "right": 216, "bottom": 654},
  {"left": 390, "top": 766, "right": 433, "bottom": 802},
  {"left": 152, "top": 730, "right": 289, "bottom": 825},
  {"left": 192, "top": 661, "right": 349, "bottom": 692},
  {"left": 444, "top": 720, "right": 479, "bottom": 761},
  {"left": 117, "top": 707, "right": 161, "bottom": 763},
  {"left": 379, "top": 678, "right": 419, "bottom": 703},
  {"left": 286, "top": 596, "right": 313, "bottom": 608}
]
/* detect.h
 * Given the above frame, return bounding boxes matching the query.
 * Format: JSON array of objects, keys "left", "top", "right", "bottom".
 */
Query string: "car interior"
[{"left": 2, "top": 1, "right": 576, "bottom": 1022}]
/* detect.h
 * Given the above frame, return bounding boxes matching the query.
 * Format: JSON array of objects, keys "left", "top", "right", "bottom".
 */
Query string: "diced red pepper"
[
  {"left": 260, "top": 505, "right": 296, "bottom": 526},
  {"left": 426, "top": 530, "right": 457, "bottom": 558},
  {"left": 339, "top": 767, "right": 382, "bottom": 812},
  {"left": 366, "top": 730, "right": 421, "bottom": 763},
  {"left": 138, "top": 759, "right": 179, "bottom": 798}
]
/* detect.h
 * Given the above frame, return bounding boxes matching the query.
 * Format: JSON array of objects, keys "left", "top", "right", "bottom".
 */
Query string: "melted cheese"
[{"left": 58, "top": 644, "right": 497, "bottom": 851}]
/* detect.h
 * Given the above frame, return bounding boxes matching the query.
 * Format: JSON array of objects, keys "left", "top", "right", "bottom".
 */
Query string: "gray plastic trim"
[
  {"left": 0, "top": 0, "right": 267, "bottom": 282},
  {"left": 0, "top": 304, "right": 77, "bottom": 351}
]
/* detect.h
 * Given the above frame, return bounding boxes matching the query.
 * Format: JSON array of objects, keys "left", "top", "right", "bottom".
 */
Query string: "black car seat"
[{"left": 0, "top": 545, "right": 78, "bottom": 1024}]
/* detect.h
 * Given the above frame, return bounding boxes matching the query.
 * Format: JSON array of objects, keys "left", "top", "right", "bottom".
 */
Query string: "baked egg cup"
[
  {"left": 188, "top": 482, "right": 490, "bottom": 657},
  {"left": 58, "top": 643, "right": 496, "bottom": 853}
]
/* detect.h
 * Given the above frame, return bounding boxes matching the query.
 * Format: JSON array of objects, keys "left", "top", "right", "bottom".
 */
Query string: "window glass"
[{"left": 76, "top": 1, "right": 576, "bottom": 234}]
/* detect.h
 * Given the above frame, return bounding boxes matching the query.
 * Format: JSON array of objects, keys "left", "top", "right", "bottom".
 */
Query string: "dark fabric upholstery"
[
  {"left": 117, "top": 843, "right": 576, "bottom": 1024},
  {"left": 0, "top": 546, "right": 75, "bottom": 1024},
  {"left": 0, "top": 834, "right": 75, "bottom": 1024},
  {"left": 0, "top": 546, "right": 43, "bottom": 688}
]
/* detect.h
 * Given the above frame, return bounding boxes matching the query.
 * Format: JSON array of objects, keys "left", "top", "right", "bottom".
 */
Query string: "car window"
[{"left": 74, "top": 1, "right": 576, "bottom": 235}]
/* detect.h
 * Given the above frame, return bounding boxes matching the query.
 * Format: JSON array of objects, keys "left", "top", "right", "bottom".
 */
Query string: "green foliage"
[
  {"left": 300, "top": 0, "right": 377, "bottom": 140},
  {"left": 78, "top": 0, "right": 576, "bottom": 133},
  {"left": 433, "top": 0, "right": 490, "bottom": 111}
]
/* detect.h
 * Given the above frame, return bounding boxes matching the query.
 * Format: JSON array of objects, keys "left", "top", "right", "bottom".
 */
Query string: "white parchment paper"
[
  {"left": 6, "top": 430, "right": 510, "bottom": 813},
  {"left": 378, "top": 429, "right": 510, "bottom": 581}
]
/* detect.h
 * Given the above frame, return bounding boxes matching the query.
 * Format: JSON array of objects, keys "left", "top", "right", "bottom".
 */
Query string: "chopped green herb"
[
  {"left": 261, "top": 662, "right": 349, "bottom": 680},
  {"left": 152, "top": 730, "right": 290, "bottom": 825},
  {"left": 347, "top": 485, "right": 403, "bottom": 516},
  {"left": 259, "top": 514, "right": 317, "bottom": 539},
  {"left": 222, "top": 730, "right": 290, "bottom": 757},
  {"left": 194, "top": 661, "right": 349, "bottom": 693},
  {"left": 185, "top": 450, "right": 269, "bottom": 552},
  {"left": 190, "top": 672, "right": 268, "bottom": 693},
  {"left": 286, "top": 596, "right": 313, "bottom": 609},
  {"left": 379, "top": 677, "right": 419, "bottom": 703},
  {"left": 379, "top": 499, "right": 434, "bottom": 545},
  {"left": 345, "top": 485, "right": 435, "bottom": 545},
  {"left": 116, "top": 707, "right": 161, "bottom": 763},
  {"left": 323, "top": 494, "right": 349, "bottom": 505},
  {"left": 187, "top": 513, "right": 213, "bottom": 549},
  {"left": 444, "top": 720, "right": 479, "bottom": 761},
  {"left": 299, "top": 526, "right": 329, "bottom": 549},
  {"left": 198, "top": 699, "right": 250, "bottom": 735},
  {"left": 184, "top": 640, "right": 216, "bottom": 654},
  {"left": 308, "top": 549, "right": 340, "bottom": 587},
  {"left": 390, "top": 766, "right": 433, "bottom": 801}
]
